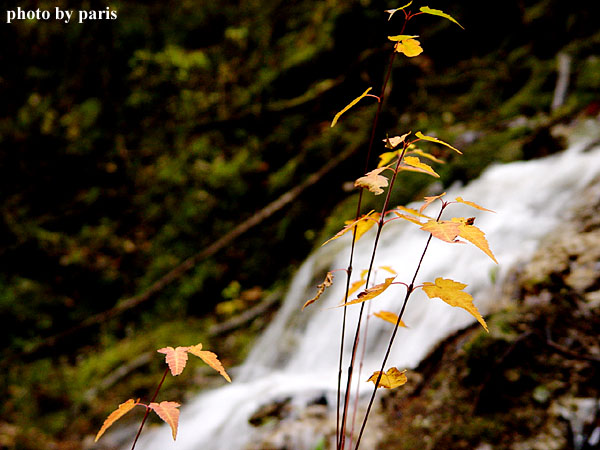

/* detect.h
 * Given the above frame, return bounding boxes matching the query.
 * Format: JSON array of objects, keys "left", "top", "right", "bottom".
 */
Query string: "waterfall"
[{"left": 134, "top": 119, "right": 600, "bottom": 450}]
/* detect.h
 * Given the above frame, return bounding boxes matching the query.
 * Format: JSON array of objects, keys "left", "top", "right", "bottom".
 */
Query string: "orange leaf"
[
  {"left": 367, "top": 367, "right": 407, "bottom": 389},
  {"left": 420, "top": 220, "right": 462, "bottom": 243},
  {"left": 157, "top": 346, "right": 190, "bottom": 376},
  {"left": 400, "top": 156, "right": 440, "bottom": 177},
  {"left": 458, "top": 223, "right": 498, "bottom": 263},
  {"left": 373, "top": 310, "right": 407, "bottom": 327},
  {"left": 149, "top": 401, "right": 180, "bottom": 441},
  {"left": 95, "top": 398, "right": 139, "bottom": 442},
  {"left": 395, "top": 38, "right": 423, "bottom": 57},
  {"left": 454, "top": 197, "right": 495, "bottom": 213},
  {"left": 322, "top": 211, "right": 380, "bottom": 246},
  {"left": 339, "top": 277, "right": 395, "bottom": 307},
  {"left": 355, "top": 167, "right": 388, "bottom": 195},
  {"left": 302, "top": 271, "right": 334, "bottom": 310},
  {"left": 187, "top": 343, "right": 232, "bottom": 382},
  {"left": 419, "top": 192, "right": 446, "bottom": 214},
  {"left": 347, "top": 279, "right": 367, "bottom": 298},
  {"left": 422, "top": 278, "right": 488, "bottom": 332}
]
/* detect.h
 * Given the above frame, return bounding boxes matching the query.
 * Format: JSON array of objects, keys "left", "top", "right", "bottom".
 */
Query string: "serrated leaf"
[
  {"left": 157, "top": 346, "right": 189, "bottom": 376},
  {"left": 420, "top": 220, "right": 462, "bottom": 243},
  {"left": 149, "top": 401, "right": 180, "bottom": 440},
  {"left": 387, "top": 34, "right": 419, "bottom": 42},
  {"left": 402, "top": 156, "right": 440, "bottom": 177},
  {"left": 422, "top": 278, "right": 488, "bottom": 331},
  {"left": 322, "top": 211, "right": 380, "bottom": 246},
  {"left": 457, "top": 222, "right": 498, "bottom": 263},
  {"left": 339, "top": 277, "right": 395, "bottom": 307},
  {"left": 331, "top": 87, "right": 373, "bottom": 128},
  {"left": 455, "top": 197, "right": 495, "bottom": 213},
  {"left": 367, "top": 367, "right": 407, "bottom": 389},
  {"left": 355, "top": 167, "right": 388, "bottom": 195},
  {"left": 415, "top": 131, "right": 462, "bottom": 154},
  {"left": 395, "top": 38, "right": 423, "bottom": 57},
  {"left": 385, "top": 1, "right": 413, "bottom": 20},
  {"left": 419, "top": 192, "right": 446, "bottom": 214},
  {"left": 378, "top": 151, "right": 400, "bottom": 168},
  {"left": 95, "top": 399, "right": 139, "bottom": 442},
  {"left": 393, "top": 212, "right": 424, "bottom": 226},
  {"left": 188, "top": 343, "right": 232, "bottom": 382},
  {"left": 419, "top": 6, "right": 464, "bottom": 29},
  {"left": 373, "top": 310, "right": 407, "bottom": 327},
  {"left": 408, "top": 148, "right": 445, "bottom": 164}
]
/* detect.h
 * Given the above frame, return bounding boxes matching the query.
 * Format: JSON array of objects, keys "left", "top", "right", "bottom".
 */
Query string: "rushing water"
[{"left": 134, "top": 119, "right": 600, "bottom": 450}]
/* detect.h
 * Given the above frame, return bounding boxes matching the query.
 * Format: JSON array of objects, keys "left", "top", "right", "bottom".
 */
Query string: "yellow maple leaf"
[
  {"left": 401, "top": 156, "right": 440, "bottom": 177},
  {"left": 383, "top": 132, "right": 411, "bottom": 149},
  {"left": 395, "top": 38, "right": 423, "bottom": 57},
  {"left": 455, "top": 197, "right": 495, "bottom": 213},
  {"left": 149, "top": 401, "right": 180, "bottom": 440},
  {"left": 419, "top": 192, "right": 446, "bottom": 214},
  {"left": 322, "top": 211, "right": 380, "bottom": 246},
  {"left": 456, "top": 221, "right": 498, "bottom": 263},
  {"left": 188, "top": 343, "right": 232, "bottom": 382},
  {"left": 422, "top": 277, "right": 488, "bottom": 331},
  {"left": 355, "top": 167, "right": 389, "bottom": 195},
  {"left": 367, "top": 367, "right": 407, "bottom": 389},
  {"left": 339, "top": 277, "right": 396, "bottom": 307},
  {"left": 420, "top": 220, "right": 462, "bottom": 243},
  {"left": 373, "top": 310, "right": 407, "bottom": 327},
  {"left": 95, "top": 399, "right": 139, "bottom": 442}
]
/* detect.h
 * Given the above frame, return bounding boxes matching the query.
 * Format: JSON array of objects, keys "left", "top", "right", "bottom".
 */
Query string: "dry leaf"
[
  {"left": 355, "top": 167, "right": 389, "bottom": 195},
  {"left": 367, "top": 367, "right": 407, "bottom": 389},
  {"left": 188, "top": 343, "right": 232, "bottom": 382},
  {"left": 302, "top": 271, "right": 334, "bottom": 310},
  {"left": 373, "top": 310, "right": 407, "bottom": 327},
  {"left": 149, "top": 401, "right": 180, "bottom": 440},
  {"left": 422, "top": 277, "right": 488, "bottom": 331},
  {"left": 95, "top": 399, "right": 139, "bottom": 442},
  {"left": 157, "top": 346, "right": 190, "bottom": 376}
]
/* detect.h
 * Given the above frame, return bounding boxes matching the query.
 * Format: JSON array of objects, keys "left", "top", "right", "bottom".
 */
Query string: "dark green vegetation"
[{"left": 1, "top": 0, "right": 599, "bottom": 448}]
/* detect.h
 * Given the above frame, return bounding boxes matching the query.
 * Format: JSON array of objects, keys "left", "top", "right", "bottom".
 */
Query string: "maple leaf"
[
  {"left": 95, "top": 398, "right": 139, "bottom": 442},
  {"left": 415, "top": 131, "right": 462, "bottom": 154},
  {"left": 419, "top": 6, "right": 464, "bottom": 29},
  {"left": 419, "top": 192, "right": 446, "bottom": 214},
  {"left": 454, "top": 197, "right": 495, "bottom": 213},
  {"left": 149, "top": 401, "right": 180, "bottom": 440},
  {"left": 422, "top": 277, "right": 488, "bottom": 331},
  {"left": 339, "top": 276, "right": 395, "bottom": 307},
  {"left": 385, "top": 1, "right": 413, "bottom": 20},
  {"left": 355, "top": 167, "right": 388, "bottom": 195},
  {"left": 157, "top": 346, "right": 190, "bottom": 376},
  {"left": 367, "top": 367, "right": 408, "bottom": 389},
  {"left": 383, "top": 132, "right": 411, "bottom": 149},
  {"left": 187, "top": 343, "right": 232, "bottom": 382},
  {"left": 373, "top": 310, "right": 407, "bottom": 327},
  {"left": 420, "top": 220, "right": 462, "bottom": 243},
  {"left": 302, "top": 271, "right": 334, "bottom": 310},
  {"left": 322, "top": 211, "right": 380, "bottom": 247},
  {"left": 457, "top": 221, "right": 498, "bottom": 263},
  {"left": 401, "top": 156, "right": 440, "bottom": 177},
  {"left": 408, "top": 148, "right": 445, "bottom": 164},
  {"left": 331, "top": 87, "right": 373, "bottom": 127},
  {"left": 395, "top": 38, "right": 423, "bottom": 57}
]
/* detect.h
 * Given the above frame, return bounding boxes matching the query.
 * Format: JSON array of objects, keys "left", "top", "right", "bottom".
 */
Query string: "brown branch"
[{"left": 18, "top": 143, "right": 359, "bottom": 359}]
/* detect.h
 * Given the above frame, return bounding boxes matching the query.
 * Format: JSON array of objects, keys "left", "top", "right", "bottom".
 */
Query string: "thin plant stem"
[
  {"left": 130, "top": 368, "right": 170, "bottom": 450},
  {"left": 353, "top": 203, "right": 447, "bottom": 450},
  {"left": 336, "top": 47, "right": 398, "bottom": 450}
]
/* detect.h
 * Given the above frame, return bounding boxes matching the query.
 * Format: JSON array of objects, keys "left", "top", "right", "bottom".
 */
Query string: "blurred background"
[{"left": 1, "top": 0, "right": 599, "bottom": 448}]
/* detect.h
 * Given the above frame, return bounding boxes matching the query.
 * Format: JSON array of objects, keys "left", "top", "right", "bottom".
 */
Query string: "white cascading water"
[{"left": 134, "top": 119, "right": 600, "bottom": 450}]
